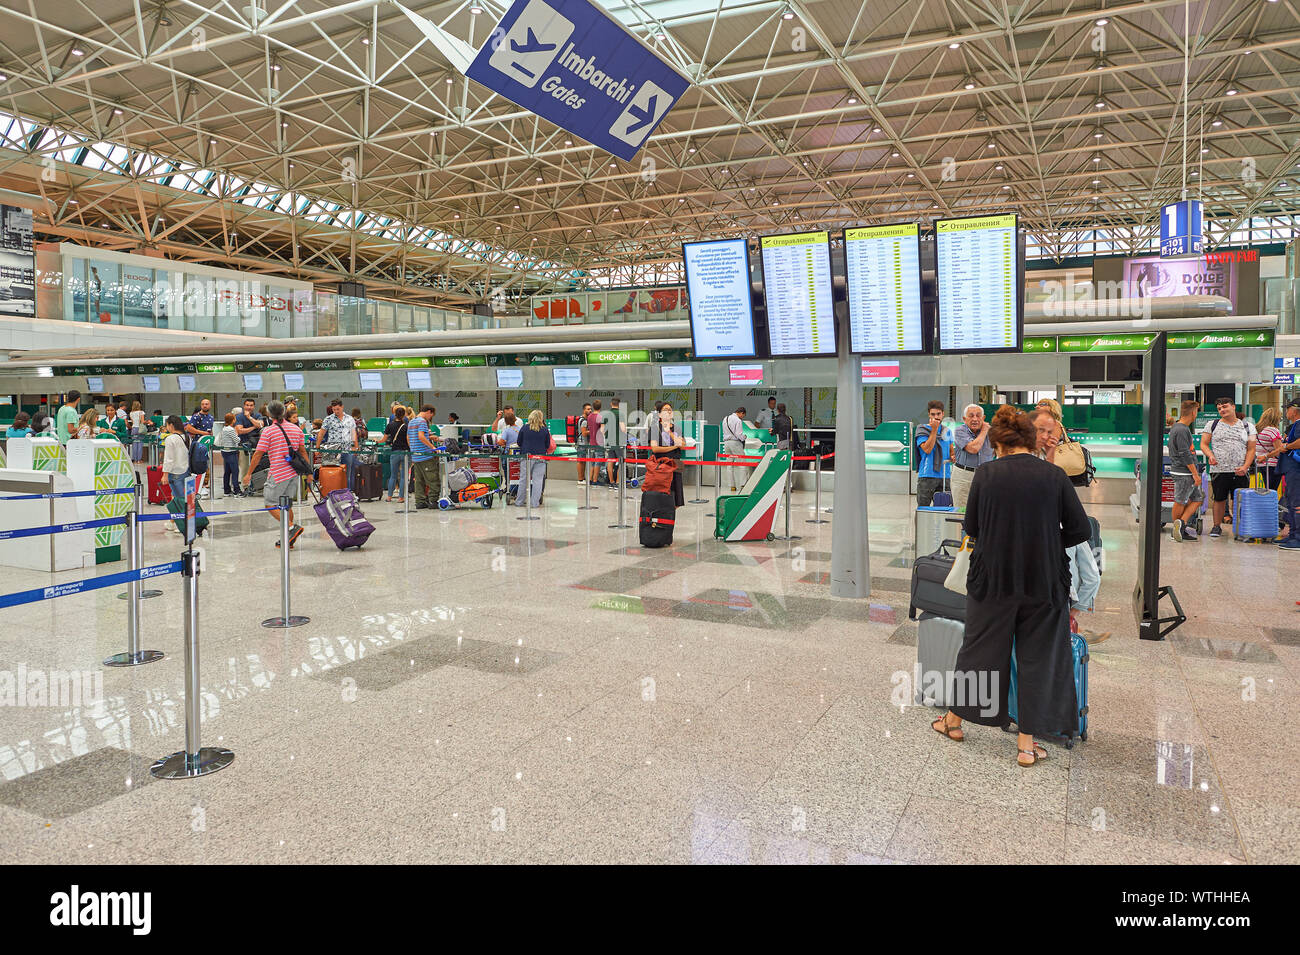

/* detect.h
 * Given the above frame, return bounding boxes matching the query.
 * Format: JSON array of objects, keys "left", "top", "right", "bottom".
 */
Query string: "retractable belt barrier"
[
  {"left": 0, "top": 515, "right": 129, "bottom": 541},
  {"left": 0, "top": 559, "right": 181, "bottom": 609},
  {"left": 0, "top": 485, "right": 137, "bottom": 501}
]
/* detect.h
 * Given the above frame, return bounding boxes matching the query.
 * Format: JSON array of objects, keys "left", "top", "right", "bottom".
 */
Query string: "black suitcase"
[
  {"left": 639, "top": 490, "right": 676, "bottom": 548},
  {"left": 353, "top": 462, "right": 382, "bottom": 501},
  {"left": 908, "top": 539, "right": 966, "bottom": 621}
]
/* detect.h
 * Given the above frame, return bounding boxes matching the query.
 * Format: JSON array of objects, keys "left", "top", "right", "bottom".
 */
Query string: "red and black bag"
[
  {"left": 642, "top": 455, "right": 676, "bottom": 495},
  {"left": 639, "top": 490, "right": 676, "bottom": 548},
  {"left": 565, "top": 415, "right": 580, "bottom": 444}
]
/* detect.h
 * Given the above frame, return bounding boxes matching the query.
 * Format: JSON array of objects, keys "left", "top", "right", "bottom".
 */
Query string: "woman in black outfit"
[
  {"left": 382, "top": 407, "right": 409, "bottom": 502},
  {"left": 932, "top": 406, "right": 1091, "bottom": 766},
  {"left": 649, "top": 401, "right": 686, "bottom": 507}
]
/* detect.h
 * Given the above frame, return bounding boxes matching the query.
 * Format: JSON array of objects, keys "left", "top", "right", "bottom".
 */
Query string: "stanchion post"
[
  {"left": 807, "top": 442, "right": 829, "bottom": 524},
  {"left": 118, "top": 475, "right": 162, "bottom": 600},
  {"left": 104, "top": 480, "right": 164, "bottom": 667},
  {"left": 150, "top": 548, "right": 234, "bottom": 779},
  {"left": 775, "top": 452, "right": 802, "bottom": 541},
  {"left": 609, "top": 448, "right": 632, "bottom": 529},
  {"left": 404, "top": 455, "right": 412, "bottom": 514},
  {"left": 578, "top": 451, "right": 597, "bottom": 510},
  {"left": 262, "top": 495, "right": 309, "bottom": 628},
  {"left": 689, "top": 420, "right": 708, "bottom": 504}
]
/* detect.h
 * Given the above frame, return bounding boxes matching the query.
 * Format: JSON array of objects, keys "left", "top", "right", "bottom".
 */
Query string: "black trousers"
[{"left": 949, "top": 594, "right": 1077, "bottom": 737}]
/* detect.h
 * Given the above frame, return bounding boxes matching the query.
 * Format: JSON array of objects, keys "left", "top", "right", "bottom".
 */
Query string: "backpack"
[
  {"left": 566, "top": 415, "right": 579, "bottom": 444},
  {"left": 188, "top": 436, "right": 209, "bottom": 474}
]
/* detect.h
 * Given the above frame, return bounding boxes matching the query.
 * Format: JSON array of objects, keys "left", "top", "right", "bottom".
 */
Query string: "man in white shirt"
[
  {"left": 753, "top": 397, "right": 776, "bottom": 432},
  {"left": 721, "top": 406, "right": 747, "bottom": 493},
  {"left": 318, "top": 399, "right": 359, "bottom": 489},
  {"left": 1200, "top": 396, "right": 1256, "bottom": 538}
]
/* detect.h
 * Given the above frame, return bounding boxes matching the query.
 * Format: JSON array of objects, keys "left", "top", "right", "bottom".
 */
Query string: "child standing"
[{"left": 217, "top": 412, "right": 241, "bottom": 497}]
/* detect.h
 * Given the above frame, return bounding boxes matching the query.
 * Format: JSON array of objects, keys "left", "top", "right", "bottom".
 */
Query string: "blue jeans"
[
  {"left": 386, "top": 452, "right": 408, "bottom": 498},
  {"left": 340, "top": 451, "right": 357, "bottom": 490},
  {"left": 1281, "top": 458, "right": 1300, "bottom": 540},
  {"left": 167, "top": 472, "right": 187, "bottom": 503},
  {"left": 221, "top": 450, "right": 240, "bottom": 494},
  {"left": 516, "top": 459, "right": 546, "bottom": 507}
]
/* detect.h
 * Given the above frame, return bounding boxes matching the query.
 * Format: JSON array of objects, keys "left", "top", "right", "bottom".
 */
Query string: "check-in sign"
[{"left": 467, "top": 0, "right": 691, "bottom": 161}]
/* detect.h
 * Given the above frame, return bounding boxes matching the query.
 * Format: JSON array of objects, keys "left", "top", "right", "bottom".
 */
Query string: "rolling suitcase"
[
  {"left": 908, "top": 539, "right": 966, "bottom": 621},
  {"left": 147, "top": 465, "right": 171, "bottom": 504},
  {"left": 1008, "top": 630, "right": 1089, "bottom": 745},
  {"left": 246, "top": 454, "right": 270, "bottom": 494},
  {"left": 353, "top": 462, "right": 382, "bottom": 501},
  {"left": 1234, "top": 468, "right": 1279, "bottom": 541},
  {"left": 639, "top": 490, "right": 676, "bottom": 548},
  {"left": 1087, "top": 515, "right": 1103, "bottom": 572},
  {"left": 313, "top": 488, "right": 375, "bottom": 550},
  {"left": 915, "top": 612, "right": 965, "bottom": 707},
  {"left": 317, "top": 464, "right": 346, "bottom": 496},
  {"left": 165, "top": 495, "right": 209, "bottom": 538}
]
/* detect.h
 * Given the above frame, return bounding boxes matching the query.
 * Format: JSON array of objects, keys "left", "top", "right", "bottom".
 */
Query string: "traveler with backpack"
[
  {"left": 185, "top": 398, "right": 214, "bottom": 494},
  {"left": 1266, "top": 398, "right": 1300, "bottom": 550},
  {"left": 721, "top": 406, "right": 748, "bottom": 493},
  {"left": 247, "top": 400, "right": 308, "bottom": 549},
  {"left": 382, "top": 407, "right": 409, "bottom": 502},
  {"left": 1167, "top": 400, "right": 1204, "bottom": 542},
  {"left": 915, "top": 400, "right": 953, "bottom": 506},
  {"left": 408, "top": 405, "right": 442, "bottom": 509},
  {"left": 161, "top": 415, "right": 190, "bottom": 505},
  {"left": 770, "top": 403, "right": 793, "bottom": 451},
  {"left": 216, "top": 412, "right": 241, "bottom": 497},
  {"left": 575, "top": 402, "right": 593, "bottom": 485},
  {"left": 1200, "top": 397, "right": 1256, "bottom": 539}
]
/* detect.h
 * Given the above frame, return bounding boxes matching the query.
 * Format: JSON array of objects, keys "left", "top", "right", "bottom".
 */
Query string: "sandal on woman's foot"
[
  {"left": 1017, "top": 743, "right": 1048, "bottom": 767},
  {"left": 932, "top": 715, "right": 964, "bottom": 742}
]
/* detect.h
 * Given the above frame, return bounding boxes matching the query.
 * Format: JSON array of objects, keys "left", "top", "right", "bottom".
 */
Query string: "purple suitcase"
[{"left": 313, "top": 488, "right": 376, "bottom": 550}]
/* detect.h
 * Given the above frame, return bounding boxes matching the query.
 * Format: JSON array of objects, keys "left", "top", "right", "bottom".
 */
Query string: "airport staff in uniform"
[{"left": 951, "top": 404, "right": 994, "bottom": 510}]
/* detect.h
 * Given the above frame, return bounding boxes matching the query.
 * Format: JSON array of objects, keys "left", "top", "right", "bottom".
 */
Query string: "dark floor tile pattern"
[{"left": 1171, "top": 635, "right": 1280, "bottom": 664}]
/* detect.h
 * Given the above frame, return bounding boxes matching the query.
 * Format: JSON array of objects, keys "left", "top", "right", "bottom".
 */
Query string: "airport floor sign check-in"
[{"left": 468, "top": 0, "right": 691, "bottom": 161}]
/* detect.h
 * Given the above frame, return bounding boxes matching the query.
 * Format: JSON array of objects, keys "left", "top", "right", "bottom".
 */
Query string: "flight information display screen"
[
  {"left": 553, "top": 367, "right": 582, "bottom": 388},
  {"left": 683, "top": 238, "right": 757, "bottom": 358},
  {"left": 406, "top": 370, "right": 432, "bottom": 390},
  {"left": 935, "top": 213, "right": 1022, "bottom": 353},
  {"left": 843, "top": 223, "right": 924, "bottom": 354},
  {"left": 729, "top": 363, "right": 764, "bottom": 386},
  {"left": 358, "top": 372, "right": 383, "bottom": 391},
  {"left": 759, "top": 230, "right": 836, "bottom": 357}
]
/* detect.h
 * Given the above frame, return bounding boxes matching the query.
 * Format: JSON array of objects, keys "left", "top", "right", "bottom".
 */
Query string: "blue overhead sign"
[
  {"left": 466, "top": 0, "right": 691, "bottom": 161},
  {"left": 1160, "top": 200, "right": 1203, "bottom": 258}
]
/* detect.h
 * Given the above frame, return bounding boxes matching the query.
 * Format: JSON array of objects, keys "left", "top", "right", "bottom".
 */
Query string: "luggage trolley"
[
  {"left": 1132, "top": 454, "right": 1206, "bottom": 532},
  {"left": 437, "top": 444, "right": 505, "bottom": 509}
]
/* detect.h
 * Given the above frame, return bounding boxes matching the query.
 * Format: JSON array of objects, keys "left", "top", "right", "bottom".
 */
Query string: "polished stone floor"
[{"left": 1, "top": 476, "right": 1297, "bottom": 864}]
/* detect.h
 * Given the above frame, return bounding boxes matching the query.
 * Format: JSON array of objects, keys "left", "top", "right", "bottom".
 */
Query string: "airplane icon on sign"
[
  {"left": 510, "top": 29, "right": 557, "bottom": 79},
  {"left": 487, "top": 0, "right": 574, "bottom": 89}
]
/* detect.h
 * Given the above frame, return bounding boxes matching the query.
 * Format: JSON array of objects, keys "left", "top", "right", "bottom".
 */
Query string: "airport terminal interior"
[{"left": 1, "top": 0, "right": 1299, "bottom": 869}]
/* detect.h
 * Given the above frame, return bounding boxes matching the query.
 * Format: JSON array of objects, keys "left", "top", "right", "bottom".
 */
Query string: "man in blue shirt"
[
  {"left": 915, "top": 400, "right": 953, "bottom": 506},
  {"left": 950, "top": 404, "right": 995, "bottom": 510},
  {"left": 407, "top": 405, "right": 442, "bottom": 509},
  {"left": 1269, "top": 397, "right": 1300, "bottom": 549}
]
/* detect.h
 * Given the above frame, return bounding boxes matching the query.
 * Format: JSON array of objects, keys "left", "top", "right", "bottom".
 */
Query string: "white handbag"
[{"left": 943, "top": 536, "right": 974, "bottom": 595}]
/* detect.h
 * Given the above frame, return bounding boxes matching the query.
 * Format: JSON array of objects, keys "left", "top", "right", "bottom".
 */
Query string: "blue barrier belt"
[
  {"left": 0, "top": 515, "right": 129, "bottom": 541},
  {"left": 0, "top": 559, "right": 182, "bottom": 609},
  {"left": 0, "top": 486, "right": 137, "bottom": 502},
  {"left": 138, "top": 505, "right": 281, "bottom": 522}
]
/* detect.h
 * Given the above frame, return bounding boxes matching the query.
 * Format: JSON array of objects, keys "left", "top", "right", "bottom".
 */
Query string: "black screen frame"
[
  {"left": 756, "top": 229, "right": 839, "bottom": 360},
  {"left": 681, "top": 237, "right": 759, "bottom": 360},
  {"left": 839, "top": 222, "right": 926, "bottom": 357},
  {"left": 933, "top": 212, "right": 1024, "bottom": 355}
]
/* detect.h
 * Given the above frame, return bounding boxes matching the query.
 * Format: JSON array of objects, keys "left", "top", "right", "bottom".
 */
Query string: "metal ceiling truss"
[{"left": 0, "top": 0, "right": 1295, "bottom": 301}]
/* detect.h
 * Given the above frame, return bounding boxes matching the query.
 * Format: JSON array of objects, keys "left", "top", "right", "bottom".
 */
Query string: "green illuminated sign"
[
  {"left": 1167, "top": 330, "right": 1274, "bottom": 349},
  {"left": 196, "top": 362, "right": 237, "bottom": 373},
  {"left": 1022, "top": 337, "right": 1057, "bottom": 353},
  {"left": 434, "top": 356, "right": 487, "bottom": 368},
  {"left": 586, "top": 349, "right": 651, "bottom": 364}
]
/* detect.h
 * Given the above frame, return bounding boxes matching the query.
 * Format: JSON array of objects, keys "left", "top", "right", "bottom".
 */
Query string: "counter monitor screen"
[
  {"left": 553, "top": 367, "right": 582, "bottom": 389},
  {"left": 683, "top": 237, "right": 758, "bottom": 358},
  {"left": 282, "top": 372, "right": 304, "bottom": 390},
  {"left": 759, "top": 230, "right": 837, "bottom": 357},
  {"left": 176, "top": 375, "right": 196, "bottom": 392},
  {"left": 406, "top": 370, "right": 432, "bottom": 390},
  {"left": 935, "top": 213, "right": 1022, "bottom": 353},
  {"left": 660, "top": 365, "right": 693, "bottom": 387},
  {"left": 843, "top": 223, "right": 924, "bottom": 354},
  {"left": 242, "top": 374, "right": 263, "bottom": 391},
  {"left": 729, "top": 363, "right": 764, "bottom": 387},
  {"left": 495, "top": 368, "right": 523, "bottom": 389},
  {"left": 861, "top": 360, "right": 902, "bottom": 383},
  {"left": 86, "top": 376, "right": 104, "bottom": 393},
  {"left": 142, "top": 376, "right": 161, "bottom": 393},
  {"left": 358, "top": 371, "right": 383, "bottom": 391}
]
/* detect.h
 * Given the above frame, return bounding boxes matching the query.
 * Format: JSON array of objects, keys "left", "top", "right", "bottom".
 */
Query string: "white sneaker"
[
  {"left": 576, "top": 479, "right": 586, "bottom": 485},
  {"left": 1170, "top": 519, "right": 1182, "bottom": 542}
]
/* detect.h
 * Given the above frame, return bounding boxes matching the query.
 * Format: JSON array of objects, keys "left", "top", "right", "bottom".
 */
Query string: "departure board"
[
  {"left": 683, "top": 238, "right": 757, "bottom": 358},
  {"left": 935, "top": 213, "right": 1021, "bottom": 353},
  {"left": 759, "top": 230, "right": 836, "bottom": 357},
  {"left": 843, "top": 223, "right": 923, "bottom": 354}
]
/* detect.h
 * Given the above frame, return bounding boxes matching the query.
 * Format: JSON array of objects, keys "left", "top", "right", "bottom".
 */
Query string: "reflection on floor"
[{"left": 1, "top": 477, "right": 1297, "bottom": 864}]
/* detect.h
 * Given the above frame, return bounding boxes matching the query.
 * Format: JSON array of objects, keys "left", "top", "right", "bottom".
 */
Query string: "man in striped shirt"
[{"left": 248, "top": 400, "right": 306, "bottom": 547}]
